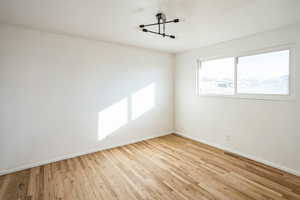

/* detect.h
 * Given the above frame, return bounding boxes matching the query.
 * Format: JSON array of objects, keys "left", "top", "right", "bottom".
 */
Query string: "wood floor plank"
[{"left": 1, "top": 134, "right": 300, "bottom": 200}]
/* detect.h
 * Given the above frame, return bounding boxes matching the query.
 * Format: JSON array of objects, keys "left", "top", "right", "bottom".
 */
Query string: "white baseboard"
[
  {"left": 0, "top": 131, "right": 174, "bottom": 176},
  {"left": 175, "top": 131, "right": 300, "bottom": 177}
]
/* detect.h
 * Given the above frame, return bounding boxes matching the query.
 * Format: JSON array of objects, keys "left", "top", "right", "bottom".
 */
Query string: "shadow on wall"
[{"left": 98, "top": 83, "right": 155, "bottom": 140}]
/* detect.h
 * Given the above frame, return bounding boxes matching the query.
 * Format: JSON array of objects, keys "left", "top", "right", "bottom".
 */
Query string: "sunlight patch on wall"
[
  {"left": 98, "top": 98, "right": 128, "bottom": 140},
  {"left": 97, "top": 83, "right": 156, "bottom": 141},
  {"left": 131, "top": 83, "right": 155, "bottom": 120}
]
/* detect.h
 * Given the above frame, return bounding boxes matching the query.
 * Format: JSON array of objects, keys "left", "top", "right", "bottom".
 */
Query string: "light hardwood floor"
[{"left": 1, "top": 134, "right": 300, "bottom": 200}]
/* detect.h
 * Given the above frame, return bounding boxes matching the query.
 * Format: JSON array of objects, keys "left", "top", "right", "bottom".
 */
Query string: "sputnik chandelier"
[{"left": 139, "top": 13, "right": 180, "bottom": 39}]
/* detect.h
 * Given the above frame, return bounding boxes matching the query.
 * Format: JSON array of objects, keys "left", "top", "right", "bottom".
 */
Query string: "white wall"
[
  {"left": 175, "top": 23, "right": 300, "bottom": 174},
  {"left": 2, "top": 22, "right": 300, "bottom": 177},
  {"left": 0, "top": 24, "right": 174, "bottom": 174}
]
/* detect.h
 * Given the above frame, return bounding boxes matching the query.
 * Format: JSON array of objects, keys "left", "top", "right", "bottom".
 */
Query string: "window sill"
[{"left": 197, "top": 94, "right": 296, "bottom": 101}]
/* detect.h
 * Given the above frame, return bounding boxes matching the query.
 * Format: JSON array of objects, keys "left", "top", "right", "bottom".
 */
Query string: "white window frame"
[{"left": 196, "top": 45, "right": 295, "bottom": 101}]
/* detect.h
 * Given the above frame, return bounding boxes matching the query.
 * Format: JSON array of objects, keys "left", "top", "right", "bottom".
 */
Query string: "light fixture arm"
[
  {"left": 142, "top": 28, "right": 175, "bottom": 39},
  {"left": 139, "top": 19, "right": 179, "bottom": 28},
  {"left": 139, "top": 13, "right": 179, "bottom": 39}
]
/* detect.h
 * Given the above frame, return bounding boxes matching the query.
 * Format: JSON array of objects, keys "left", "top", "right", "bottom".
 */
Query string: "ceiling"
[{"left": 1, "top": 0, "right": 300, "bottom": 53}]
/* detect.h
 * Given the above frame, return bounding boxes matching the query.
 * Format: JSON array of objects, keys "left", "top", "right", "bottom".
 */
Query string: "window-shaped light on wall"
[
  {"left": 131, "top": 83, "right": 155, "bottom": 120},
  {"left": 98, "top": 98, "right": 128, "bottom": 140}
]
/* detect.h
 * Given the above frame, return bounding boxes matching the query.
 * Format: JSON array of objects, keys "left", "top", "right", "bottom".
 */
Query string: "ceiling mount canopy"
[{"left": 139, "top": 13, "right": 179, "bottom": 39}]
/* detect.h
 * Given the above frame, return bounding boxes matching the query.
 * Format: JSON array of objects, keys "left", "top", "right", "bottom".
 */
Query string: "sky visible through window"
[
  {"left": 199, "top": 57, "right": 235, "bottom": 95},
  {"left": 198, "top": 50, "right": 290, "bottom": 95},
  {"left": 238, "top": 50, "right": 289, "bottom": 94}
]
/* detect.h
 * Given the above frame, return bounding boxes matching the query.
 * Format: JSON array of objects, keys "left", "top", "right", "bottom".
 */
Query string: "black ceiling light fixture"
[{"left": 139, "top": 13, "right": 179, "bottom": 39}]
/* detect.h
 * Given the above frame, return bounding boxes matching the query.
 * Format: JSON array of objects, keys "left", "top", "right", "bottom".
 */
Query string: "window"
[
  {"left": 198, "top": 57, "right": 235, "bottom": 95},
  {"left": 198, "top": 49, "right": 291, "bottom": 98},
  {"left": 237, "top": 50, "right": 289, "bottom": 95}
]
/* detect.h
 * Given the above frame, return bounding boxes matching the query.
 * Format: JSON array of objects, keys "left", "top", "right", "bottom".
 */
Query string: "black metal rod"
[
  {"left": 143, "top": 29, "right": 175, "bottom": 39},
  {"left": 158, "top": 22, "right": 160, "bottom": 34},
  {"left": 139, "top": 19, "right": 179, "bottom": 28}
]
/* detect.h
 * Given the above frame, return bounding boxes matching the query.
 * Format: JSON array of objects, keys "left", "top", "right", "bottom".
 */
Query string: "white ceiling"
[{"left": 1, "top": 0, "right": 300, "bottom": 53}]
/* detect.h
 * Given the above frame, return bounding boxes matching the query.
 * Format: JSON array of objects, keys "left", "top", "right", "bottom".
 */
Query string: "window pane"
[
  {"left": 199, "top": 57, "right": 235, "bottom": 95},
  {"left": 237, "top": 50, "right": 289, "bottom": 95}
]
